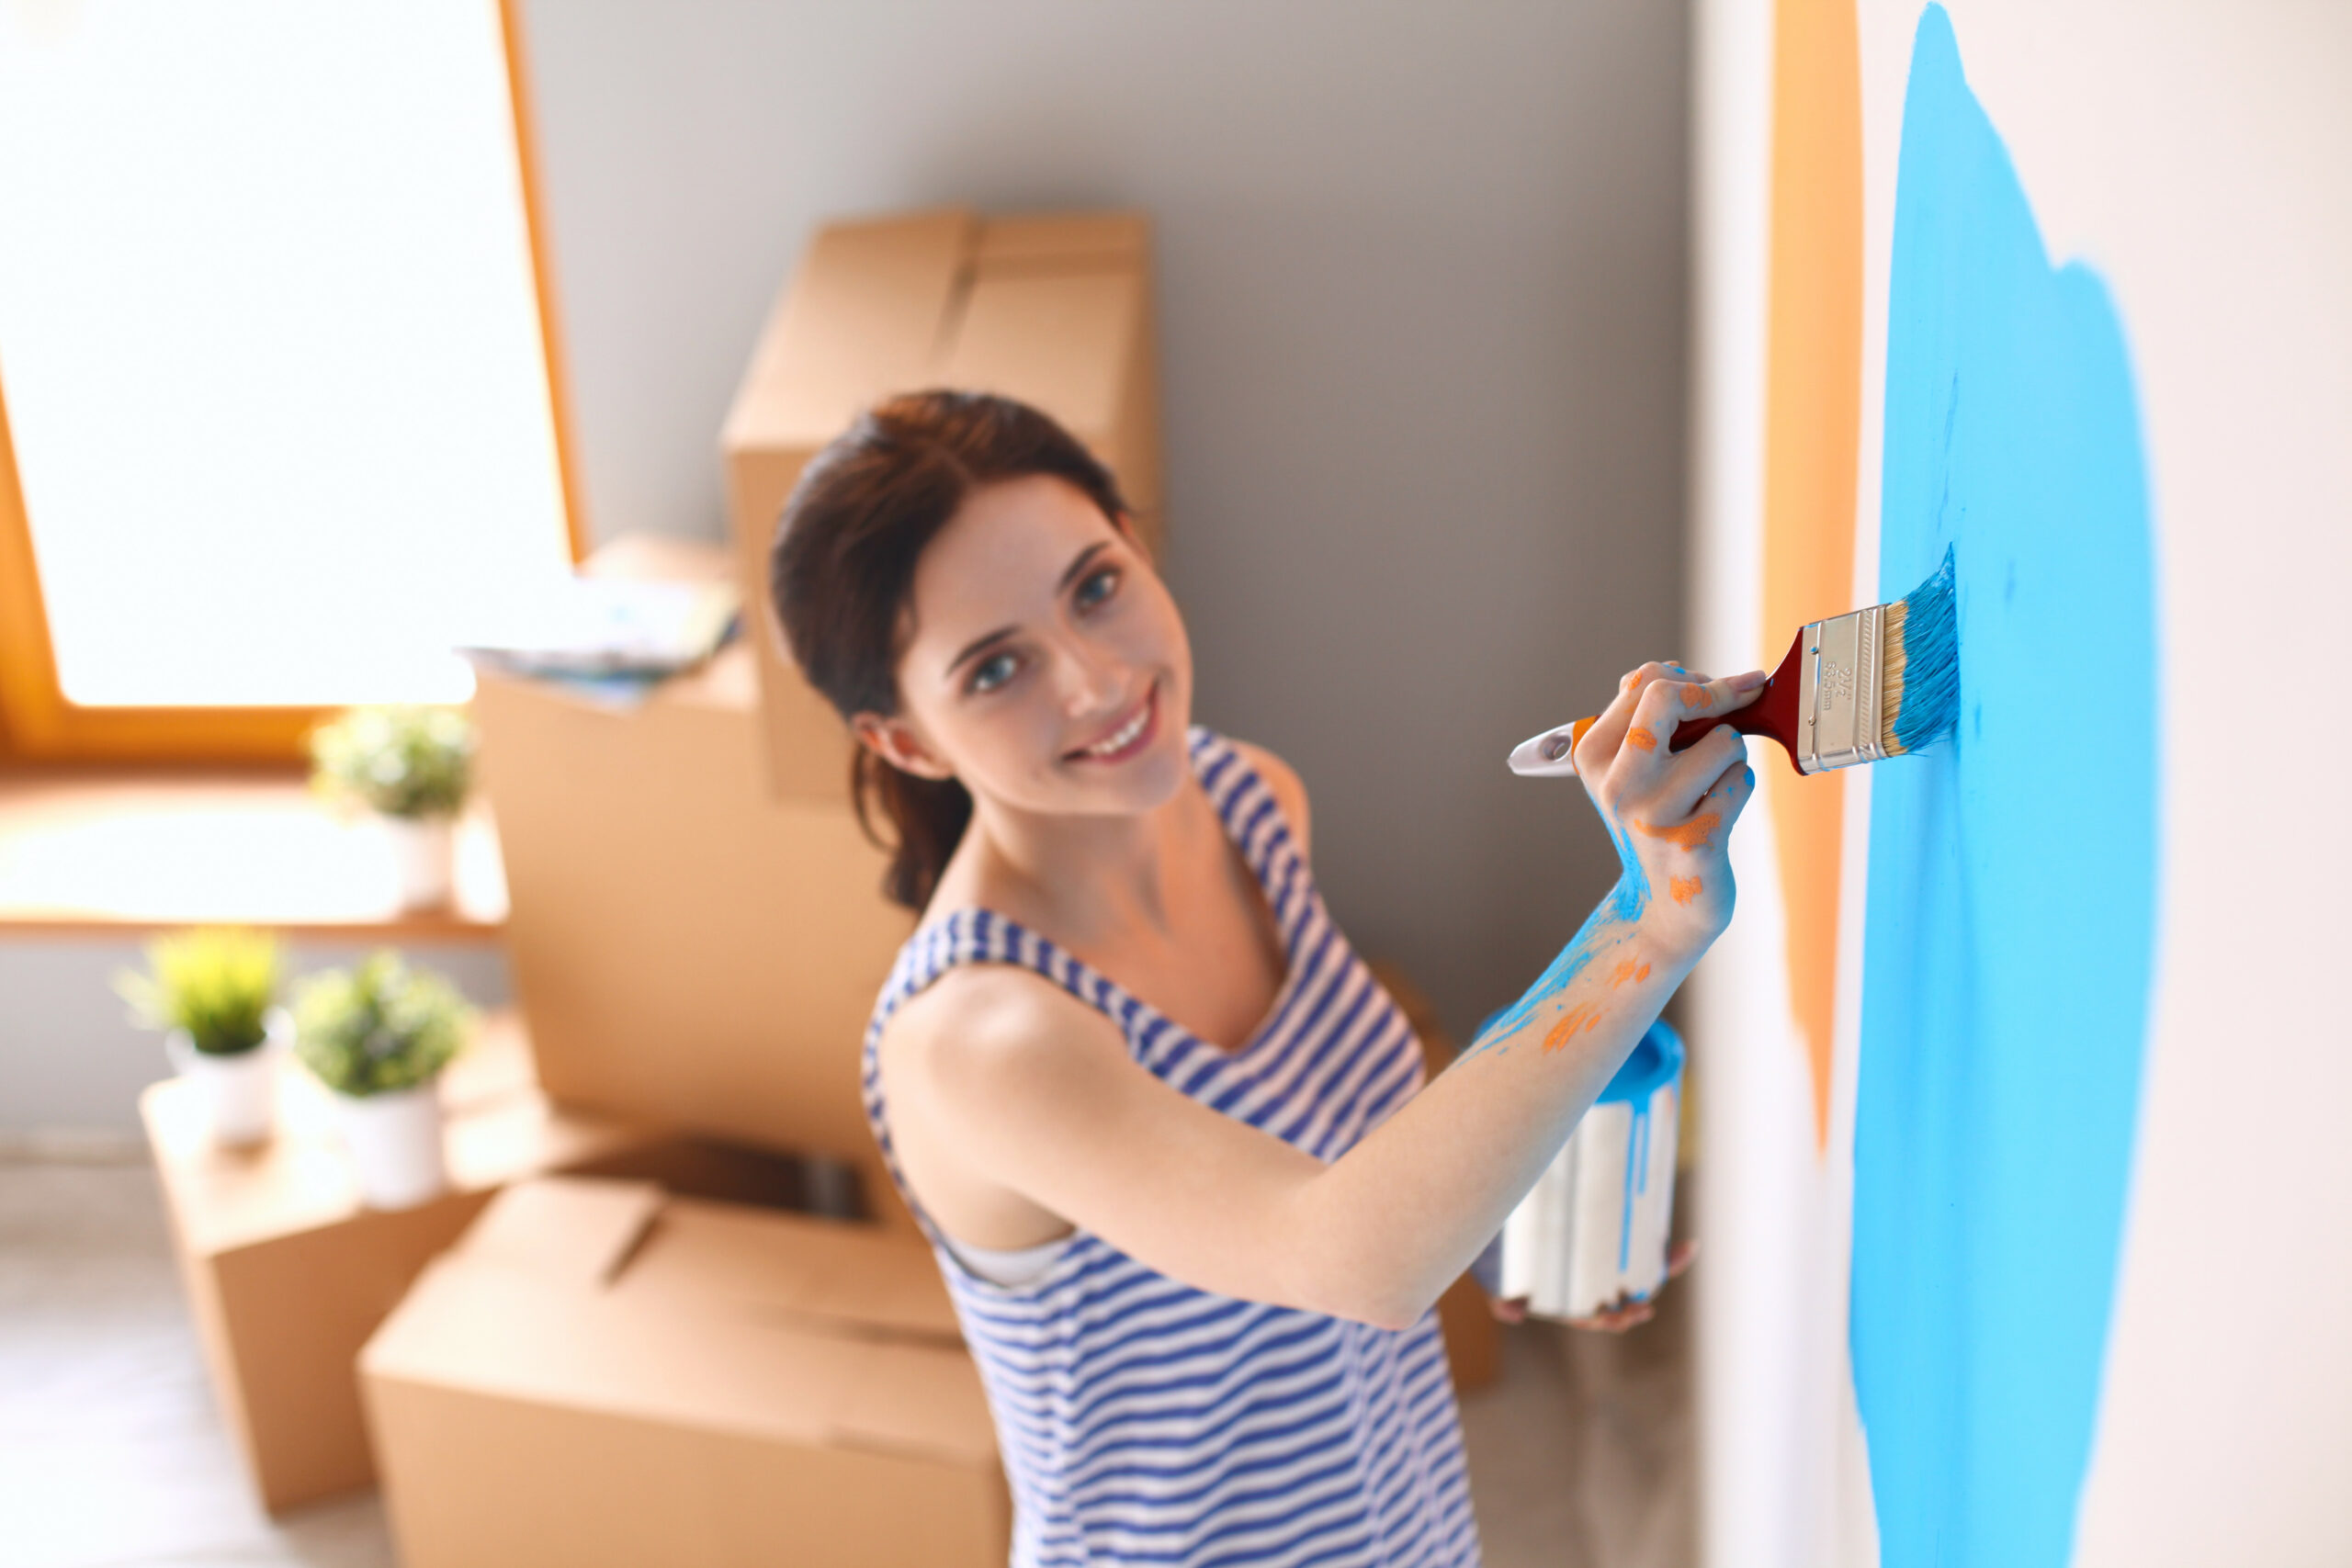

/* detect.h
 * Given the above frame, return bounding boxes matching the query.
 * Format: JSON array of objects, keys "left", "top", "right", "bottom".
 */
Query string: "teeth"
[{"left": 1085, "top": 701, "right": 1150, "bottom": 757}]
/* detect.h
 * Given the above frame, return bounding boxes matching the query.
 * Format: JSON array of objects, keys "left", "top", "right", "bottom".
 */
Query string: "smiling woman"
[
  {"left": 0, "top": 0, "right": 580, "bottom": 761},
  {"left": 767, "top": 389, "right": 1762, "bottom": 1566}
]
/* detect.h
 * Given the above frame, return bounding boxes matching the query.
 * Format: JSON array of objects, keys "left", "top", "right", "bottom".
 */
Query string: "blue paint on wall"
[{"left": 1851, "top": 9, "right": 2160, "bottom": 1567}]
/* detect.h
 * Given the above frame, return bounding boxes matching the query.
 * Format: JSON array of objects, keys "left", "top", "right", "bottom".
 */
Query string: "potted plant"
[
  {"left": 308, "top": 704, "right": 476, "bottom": 910},
  {"left": 115, "top": 926, "right": 289, "bottom": 1148},
  {"left": 291, "top": 952, "right": 472, "bottom": 1210}
]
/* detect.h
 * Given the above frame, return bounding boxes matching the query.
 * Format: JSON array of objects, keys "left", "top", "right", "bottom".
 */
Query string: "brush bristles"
[{"left": 1878, "top": 544, "right": 1958, "bottom": 757}]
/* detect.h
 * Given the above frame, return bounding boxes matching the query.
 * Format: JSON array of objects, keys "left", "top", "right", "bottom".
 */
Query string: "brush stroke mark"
[
  {"left": 1761, "top": 0, "right": 1865, "bottom": 1149},
  {"left": 1608, "top": 959, "right": 1651, "bottom": 989},
  {"left": 1679, "top": 683, "right": 1710, "bottom": 708},
  {"left": 1630, "top": 813, "right": 1722, "bottom": 852},
  {"left": 1625, "top": 727, "right": 1659, "bottom": 752},
  {"left": 1544, "top": 1003, "right": 1605, "bottom": 1052},
  {"left": 1669, "top": 876, "right": 1702, "bottom": 908},
  {"left": 1850, "top": 12, "right": 2159, "bottom": 1568}
]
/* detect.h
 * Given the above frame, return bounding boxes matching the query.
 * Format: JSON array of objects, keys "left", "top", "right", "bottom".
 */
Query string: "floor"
[{"left": 1, "top": 1156, "right": 1693, "bottom": 1568}]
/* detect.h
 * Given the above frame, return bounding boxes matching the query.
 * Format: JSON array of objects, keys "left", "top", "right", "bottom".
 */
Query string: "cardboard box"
[
  {"left": 139, "top": 1011, "right": 674, "bottom": 1512},
  {"left": 469, "top": 569, "right": 915, "bottom": 1221},
  {"left": 362, "top": 1177, "right": 1007, "bottom": 1568},
  {"left": 721, "top": 207, "right": 1164, "bottom": 800}
]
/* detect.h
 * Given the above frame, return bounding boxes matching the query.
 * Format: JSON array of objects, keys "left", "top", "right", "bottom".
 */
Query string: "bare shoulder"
[
  {"left": 1225, "top": 737, "right": 1313, "bottom": 858},
  {"left": 881, "top": 960, "right": 1129, "bottom": 1111}
]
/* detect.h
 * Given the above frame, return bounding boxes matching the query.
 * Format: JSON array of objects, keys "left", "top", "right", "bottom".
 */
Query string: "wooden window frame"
[{"left": 0, "top": 0, "right": 587, "bottom": 767}]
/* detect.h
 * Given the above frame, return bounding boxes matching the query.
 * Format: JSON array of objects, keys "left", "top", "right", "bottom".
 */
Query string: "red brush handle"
[
  {"left": 1666, "top": 627, "right": 1807, "bottom": 775},
  {"left": 1553, "top": 630, "right": 1810, "bottom": 778}
]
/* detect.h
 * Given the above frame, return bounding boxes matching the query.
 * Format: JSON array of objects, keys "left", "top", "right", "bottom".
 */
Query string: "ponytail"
[{"left": 849, "top": 748, "right": 972, "bottom": 911}]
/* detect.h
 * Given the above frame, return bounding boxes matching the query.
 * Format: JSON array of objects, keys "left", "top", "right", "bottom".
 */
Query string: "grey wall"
[{"left": 522, "top": 0, "right": 1691, "bottom": 1046}]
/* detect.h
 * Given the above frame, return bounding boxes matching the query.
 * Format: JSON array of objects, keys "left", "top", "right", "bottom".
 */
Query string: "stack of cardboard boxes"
[
  {"left": 354, "top": 209, "right": 1165, "bottom": 1565},
  {"left": 138, "top": 1013, "right": 678, "bottom": 1513}
]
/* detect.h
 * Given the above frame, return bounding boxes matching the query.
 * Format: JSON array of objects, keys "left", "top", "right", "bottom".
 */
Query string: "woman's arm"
[{"left": 883, "top": 661, "right": 1759, "bottom": 1328}]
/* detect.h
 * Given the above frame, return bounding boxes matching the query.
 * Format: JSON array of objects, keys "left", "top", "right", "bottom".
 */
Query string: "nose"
[{"left": 1049, "top": 629, "right": 1125, "bottom": 717}]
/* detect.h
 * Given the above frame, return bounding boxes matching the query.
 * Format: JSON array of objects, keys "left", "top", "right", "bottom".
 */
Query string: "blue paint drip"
[
  {"left": 1618, "top": 1094, "right": 1645, "bottom": 1274},
  {"left": 1464, "top": 816, "right": 1650, "bottom": 1058},
  {"left": 1604, "top": 1022, "right": 1679, "bottom": 1288},
  {"left": 1851, "top": 11, "right": 2159, "bottom": 1568},
  {"left": 1892, "top": 543, "right": 1960, "bottom": 752}
]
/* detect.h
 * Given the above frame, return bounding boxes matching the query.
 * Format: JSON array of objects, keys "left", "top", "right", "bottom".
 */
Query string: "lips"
[{"left": 1068, "top": 684, "right": 1159, "bottom": 763}]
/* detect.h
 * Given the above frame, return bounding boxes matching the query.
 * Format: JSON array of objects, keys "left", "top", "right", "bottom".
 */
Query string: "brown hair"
[{"left": 767, "top": 389, "right": 1132, "bottom": 910}]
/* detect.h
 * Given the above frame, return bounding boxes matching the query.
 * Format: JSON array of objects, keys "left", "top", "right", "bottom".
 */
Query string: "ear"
[{"left": 850, "top": 711, "right": 955, "bottom": 782}]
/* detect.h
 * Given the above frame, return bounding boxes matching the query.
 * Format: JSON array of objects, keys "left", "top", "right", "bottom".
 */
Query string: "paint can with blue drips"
[{"left": 1497, "top": 1020, "right": 1685, "bottom": 1320}]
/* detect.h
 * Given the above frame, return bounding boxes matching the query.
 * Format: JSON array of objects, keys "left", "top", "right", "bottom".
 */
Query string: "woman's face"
[{"left": 867, "top": 473, "right": 1193, "bottom": 819}]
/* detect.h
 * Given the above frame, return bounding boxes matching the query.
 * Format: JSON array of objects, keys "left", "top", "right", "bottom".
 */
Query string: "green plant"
[
  {"left": 308, "top": 705, "right": 475, "bottom": 819},
  {"left": 291, "top": 952, "right": 472, "bottom": 1097},
  {"left": 114, "top": 926, "right": 284, "bottom": 1056}
]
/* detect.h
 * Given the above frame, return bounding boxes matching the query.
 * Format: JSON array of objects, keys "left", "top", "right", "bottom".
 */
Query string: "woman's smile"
[{"left": 1066, "top": 682, "right": 1159, "bottom": 765}]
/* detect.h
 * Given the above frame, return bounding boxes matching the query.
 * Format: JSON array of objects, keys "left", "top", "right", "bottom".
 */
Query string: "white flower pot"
[
  {"left": 384, "top": 814, "right": 456, "bottom": 910},
  {"left": 332, "top": 1081, "right": 450, "bottom": 1210},
  {"left": 164, "top": 1008, "right": 290, "bottom": 1148}
]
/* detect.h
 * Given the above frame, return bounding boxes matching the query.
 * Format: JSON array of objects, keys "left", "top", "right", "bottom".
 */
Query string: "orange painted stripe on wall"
[{"left": 1762, "top": 0, "right": 1863, "bottom": 1149}]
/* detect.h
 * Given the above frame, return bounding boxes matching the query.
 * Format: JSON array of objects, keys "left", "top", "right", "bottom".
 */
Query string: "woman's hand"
[
  {"left": 1488, "top": 1239, "right": 1698, "bottom": 1332},
  {"left": 1571, "top": 662, "right": 1766, "bottom": 963}
]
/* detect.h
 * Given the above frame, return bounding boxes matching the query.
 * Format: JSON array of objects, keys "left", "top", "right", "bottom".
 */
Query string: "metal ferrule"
[{"left": 1795, "top": 605, "right": 1885, "bottom": 773}]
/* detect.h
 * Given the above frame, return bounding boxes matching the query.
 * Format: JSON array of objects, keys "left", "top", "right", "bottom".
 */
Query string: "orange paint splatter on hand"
[
  {"left": 1543, "top": 1002, "right": 1606, "bottom": 1052},
  {"left": 1669, "top": 875, "right": 1703, "bottom": 907},
  {"left": 1680, "top": 682, "right": 1710, "bottom": 708},
  {"left": 1609, "top": 959, "right": 1653, "bottom": 989},
  {"left": 1632, "top": 813, "right": 1722, "bottom": 852},
  {"left": 1626, "top": 727, "right": 1658, "bottom": 752}
]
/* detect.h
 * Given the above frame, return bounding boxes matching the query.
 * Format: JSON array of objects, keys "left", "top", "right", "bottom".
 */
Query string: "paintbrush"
[{"left": 1509, "top": 546, "right": 1958, "bottom": 778}]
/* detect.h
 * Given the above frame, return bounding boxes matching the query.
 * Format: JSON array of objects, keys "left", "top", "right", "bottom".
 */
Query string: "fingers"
[
  {"left": 1671, "top": 668, "right": 1769, "bottom": 721},
  {"left": 1569, "top": 1247, "right": 1694, "bottom": 1331},
  {"left": 1704, "top": 750, "right": 1759, "bottom": 832},
  {"left": 1567, "top": 1299, "right": 1657, "bottom": 1333},
  {"left": 1579, "top": 663, "right": 1763, "bottom": 783},
  {"left": 1575, "top": 661, "right": 1693, "bottom": 777},
  {"left": 1658, "top": 724, "right": 1751, "bottom": 819},
  {"left": 1603, "top": 676, "right": 1699, "bottom": 797}
]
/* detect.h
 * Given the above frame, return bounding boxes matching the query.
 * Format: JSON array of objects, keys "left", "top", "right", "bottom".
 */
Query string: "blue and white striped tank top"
[{"left": 862, "top": 728, "right": 1480, "bottom": 1567}]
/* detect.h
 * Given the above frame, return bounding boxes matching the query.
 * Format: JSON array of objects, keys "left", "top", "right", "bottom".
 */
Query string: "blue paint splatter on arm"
[{"left": 1462, "top": 816, "right": 1649, "bottom": 1059}]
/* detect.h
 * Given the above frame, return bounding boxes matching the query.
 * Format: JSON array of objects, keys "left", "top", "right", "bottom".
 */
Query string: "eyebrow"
[{"left": 943, "top": 542, "right": 1116, "bottom": 681}]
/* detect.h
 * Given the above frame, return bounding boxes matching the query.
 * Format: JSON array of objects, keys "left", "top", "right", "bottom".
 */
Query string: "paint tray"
[{"left": 1498, "top": 1020, "right": 1684, "bottom": 1320}]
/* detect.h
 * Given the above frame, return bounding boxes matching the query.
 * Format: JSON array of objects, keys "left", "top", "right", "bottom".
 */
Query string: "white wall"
[{"left": 520, "top": 0, "right": 1693, "bottom": 1046}]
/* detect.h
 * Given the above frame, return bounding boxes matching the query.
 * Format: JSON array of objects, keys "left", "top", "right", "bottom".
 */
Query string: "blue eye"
[
  {"left": 968, "top": 650, "right": 1019, "bottom": 694},
  {"left": 1073, "top": 566, "right": 1121, "bottom": 613}
]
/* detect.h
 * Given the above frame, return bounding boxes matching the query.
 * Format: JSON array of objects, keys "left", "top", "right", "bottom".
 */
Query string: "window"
[{"left": 0, "top": 0, "right": 581, "bottom": 761}]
